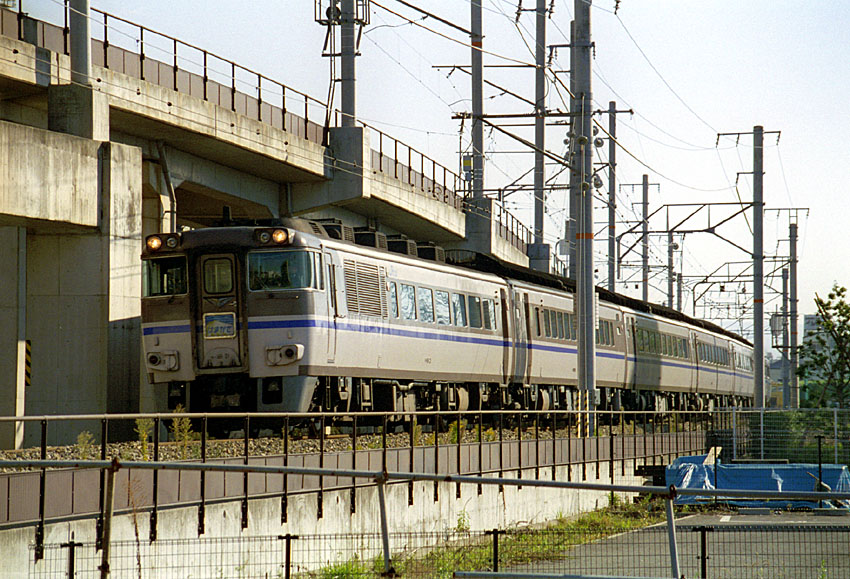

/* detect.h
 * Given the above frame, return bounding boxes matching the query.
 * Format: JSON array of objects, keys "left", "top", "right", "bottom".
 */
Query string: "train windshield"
[
  {"left": 248, "top": 250, "right": 319, "bottom": 291},
  {"left": 143, "top": 256, "right": 188, "bottom": 297}
]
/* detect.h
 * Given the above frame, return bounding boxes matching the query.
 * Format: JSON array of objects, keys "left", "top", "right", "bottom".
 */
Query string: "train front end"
[{"left": 141, "top": 224, "right": 327, "bottom": 414}]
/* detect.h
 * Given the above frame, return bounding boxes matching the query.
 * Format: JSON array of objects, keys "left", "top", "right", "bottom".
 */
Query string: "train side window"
[
  {"left": 400, "top": 284, "right": 417, "bottom": 320},
  {"left": 569, "top": 314, "right": 577, "bottom": 341},
  {"left": 468, "top": 296, "right": 483, "bottom": 328},
  {"left": 557, "top": 311, "right": 565, "bottom": 340},
  {"left": 388, "top": 282, "right": 399, "bottom": 318},
  {"left": 452, "top": 293, "right": 467, "bottom": 327},
  {"left": 435, "top": 290, "right": 451, "bottom": 325},
  {"left": 682, "top": 340, "right": 689, "bottom": 359},
  {"left": 534, "top": 308, "right": 541, "bottom": 337},
  {"left": 543, "top": 309, "right": 551, "bottom": 338},
  {"left": 204, "top": 258, "right": 233, "bottom": 294},
  {"left": 604, "top": 321, "right": 612, "bottom": 346},
  {"left": 417, "top": 287, "right": 435, "bottom": 323}
]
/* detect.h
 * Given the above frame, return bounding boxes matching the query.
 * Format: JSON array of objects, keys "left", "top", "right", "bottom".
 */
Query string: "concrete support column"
[
  {"left": 0, "top": 227, "right": 26, "bottom": 449},
  {"left": 47, "top": 84, "right": 109, "bottom": 141}
]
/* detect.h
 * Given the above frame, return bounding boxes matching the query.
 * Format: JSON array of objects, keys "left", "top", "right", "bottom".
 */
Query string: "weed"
[
  {"left": 455, "top": 509, "right": 471, "bottom": 533},
  {"left": 75, "top": 430, "right": 95, "bottom": 460},
  {"left": 169, "top": 404, "right": 195, "bottom": 460},
  {"left": 135, "top": 418, "right": 154, "bottom": 461}
]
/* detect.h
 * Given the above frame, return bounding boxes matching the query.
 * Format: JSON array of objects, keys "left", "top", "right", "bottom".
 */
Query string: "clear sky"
[{"left": 29, "top": 0, "right": 850, "bottom": 344}]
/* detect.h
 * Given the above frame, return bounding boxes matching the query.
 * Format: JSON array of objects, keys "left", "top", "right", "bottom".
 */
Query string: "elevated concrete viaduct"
[{"left": 0, "top": 7, "right": 530, "bottom": 448}]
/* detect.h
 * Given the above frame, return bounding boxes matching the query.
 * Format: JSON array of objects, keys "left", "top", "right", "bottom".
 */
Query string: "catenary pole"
[
  {"left": 533, "top": 0, "right": 546, "bottom": 245},
  {"left": 642, "top": 174, "right": 649, "bottom": 303},
  {"left": 667, "top": 231, "right": 674, "bottom": 309},
  {"left": 790, "top": 222, "right": 798, "bottom": 407},
  {"left": 782, "top": 268, "right": 790, "bottom": 407},
  {"left": 574, "top": 0, "right": 596, "bottom": 432},
  {"left": 607, "top": 101, "right": 617, "bottom": 292},
  {"left": 471, "top": 0, "right": 484, "bottom": 201},
  {"left": 340, "top": 0, "right": 356, "bottom": 127},
  {"left": 754, "top": 125, "right": 764, "bottom": 408}
]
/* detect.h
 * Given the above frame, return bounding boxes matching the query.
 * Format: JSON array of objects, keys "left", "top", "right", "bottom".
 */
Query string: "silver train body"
[{"left": 141, "top": 219, "right": 755, "bottom": 415}]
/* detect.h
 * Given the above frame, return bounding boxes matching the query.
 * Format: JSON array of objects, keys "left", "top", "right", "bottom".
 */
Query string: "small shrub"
[{"left": 169, "top": 404, "right": 195, "bottom": 460}]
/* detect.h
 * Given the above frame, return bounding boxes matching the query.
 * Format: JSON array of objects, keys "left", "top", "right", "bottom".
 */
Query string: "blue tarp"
[{"left": 665, "top": 457, "right": 850, "bottom": 508}]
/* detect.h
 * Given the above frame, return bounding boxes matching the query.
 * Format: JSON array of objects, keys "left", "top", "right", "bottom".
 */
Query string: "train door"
[
  {"left": 510, "top": 285, "right": 528, "bottom": 384},
  {"left": 195, "top": 253, "right": 244, "bottom": 370},
  {"left": 323, "top": 250, "right": 338, "bottom": 364},
  {"left": 624, "top": 316, "right": 636, "bottom": 388}
]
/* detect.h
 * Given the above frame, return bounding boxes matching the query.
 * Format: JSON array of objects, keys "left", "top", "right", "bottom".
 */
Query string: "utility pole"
[
  {"left": 789, "top": 221, "right": 798, "bottom": 407},
  {"left": 781, "top": 268, "right": 790, "bottom": 407},
  {"left": 340, "top": 0, "right": 357, "bottom": 127},
  {"left": 573, "top": 0, "right": 596, "bottom": 432},
  {"left": 642, "top": 174, "right": 649, "bottom": 303}
]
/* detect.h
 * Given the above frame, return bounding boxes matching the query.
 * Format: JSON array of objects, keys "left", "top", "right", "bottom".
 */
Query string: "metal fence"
[{"left": 13, "top": 457, "right": 850, "bottom": 579}]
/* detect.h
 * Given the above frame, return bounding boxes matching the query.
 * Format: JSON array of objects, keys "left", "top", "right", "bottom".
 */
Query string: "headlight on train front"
[
  {"left": 255, "top": 228, "right": 291, "bottom": 246},
  {"left": 146, "top": 234, "right": 180, "bottom": 251},
  {"left": 272, "top": 228, "right": 289, "bottom": 244},
  {"left": 265, "top": 344, "right": 304, "bottom": 366}
]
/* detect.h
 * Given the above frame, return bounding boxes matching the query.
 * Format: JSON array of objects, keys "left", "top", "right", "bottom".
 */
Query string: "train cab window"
[
  {"left": 143, "top": 256, "right": 187, "bottom": 297},
  {"left": 417, "top": 287, "right": 435, "bottom": 323},
  {"left": 468, "top": 296, "right": 483, "bottom": 328},
  {"left": 400, "top": 284, "right": 417, "bottom": 320},
  {"left": 451, "top": 293, "right": 467, "bottom": 327},
  {"left": 534, "top": 308, "right": 541, "bottom": 336},
  {"left": 248, "top": 251, "right": 316, "bottom": 291},
  {"left": 388, "top": 282, "right": 399, "bottom": 318},
  {"left": 435, "top": 290, "right": 451, "bottom": 325},
  {"left": 204, "top": 258, "right": 233, "bottom": 294}
]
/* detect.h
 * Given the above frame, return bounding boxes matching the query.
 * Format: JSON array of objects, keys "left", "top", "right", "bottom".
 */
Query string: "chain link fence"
[{"left": 28, "top": 521, "right": 850, "bottom": 578}]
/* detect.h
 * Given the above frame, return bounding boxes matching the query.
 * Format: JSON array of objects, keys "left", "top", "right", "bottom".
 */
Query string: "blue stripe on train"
[{"left": 143, "top": 319, "right": 753, "bottom": 378}]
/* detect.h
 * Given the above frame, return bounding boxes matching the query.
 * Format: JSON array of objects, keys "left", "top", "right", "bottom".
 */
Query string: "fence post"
[
  {"left": 376, "top": 478, "right": 395, "bottom": 576},
  {"left": 99, "top": 460, "right": 118, "bottom": 579},
  {"left": 759, "top": 408, "right": 764, "bottom": 460},
  {"left": 34, "top": 419, "right": 47, "bottom": 562},
  {"left": 693, "top": 526, "right": 712, "bottom": 579},
  {"left": 485, "top": 529, "right": 504, "bottom": 572},
  {"left": 664, "top": 491, "right": 681, "bottom": 579},
  {"left": 732, "top": 408, "right": 737, "bottom": 461},
  {"left": 278, "top": 534, "right": 299, "bottom": 579},
  {"left": 242, "top": 415, "right": 250, "bottom": 529},
  {"left": 835, "top": 408, "right": 839, "bottom": 464},
  {"left": 61, "top": 535, "right": 81, "bottom": 578}
]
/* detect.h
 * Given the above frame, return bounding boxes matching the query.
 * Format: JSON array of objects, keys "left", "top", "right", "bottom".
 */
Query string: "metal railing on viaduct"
[{"left": 1, "top": 3, "right": 534, "bottom": 253}]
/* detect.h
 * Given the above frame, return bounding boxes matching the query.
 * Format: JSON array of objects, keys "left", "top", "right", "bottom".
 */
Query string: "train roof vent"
[
  {"left": 306, "top": 220, "right": 327, "bottom": 236},
  {"left": 354, "top": 229, "right": 388, "bottom": 251},
  {"left": 416, "top": 242, "right": 446, "bottom": 262},
  {"left": 315, "top": 219, "right": 356, "bottom": 242},
  {"left": 386, "top": 234, "right": 418, "bottom": 256}
]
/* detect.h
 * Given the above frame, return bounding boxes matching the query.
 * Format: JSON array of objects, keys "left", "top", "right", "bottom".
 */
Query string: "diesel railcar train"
[{"left": 141, "top": 217, "right": 755, "bottom": 416}]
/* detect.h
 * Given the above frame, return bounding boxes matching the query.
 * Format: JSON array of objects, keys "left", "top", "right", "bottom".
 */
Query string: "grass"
[{"left": 308, "top": 499, "right": 665, "bottom": 578}]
